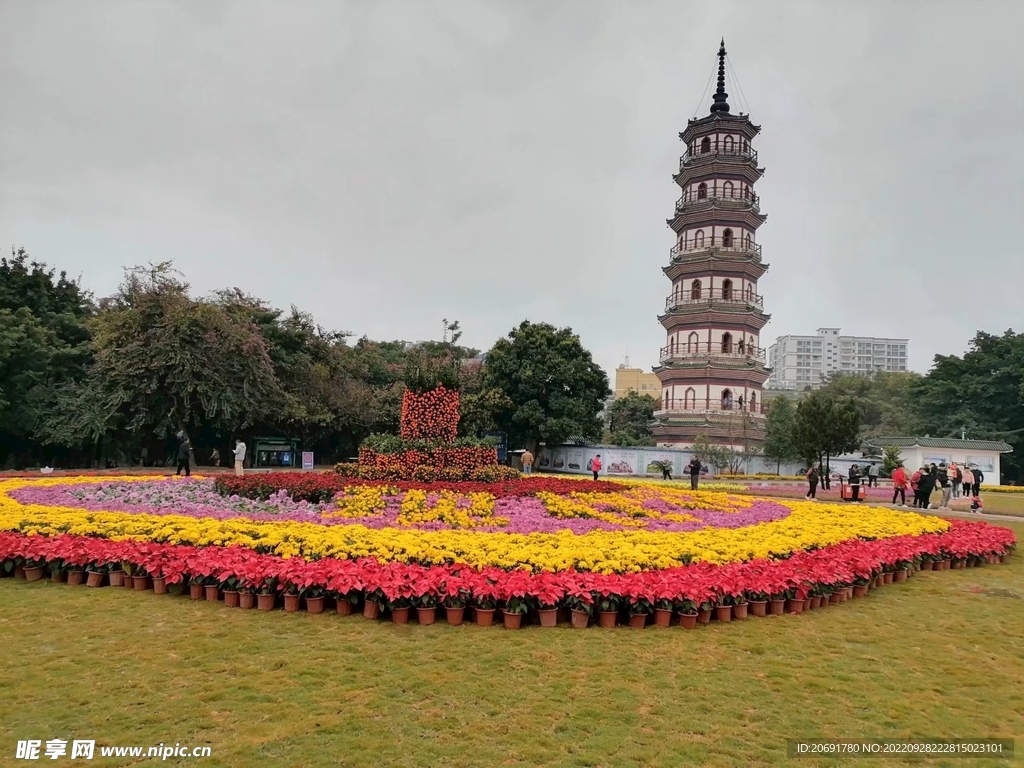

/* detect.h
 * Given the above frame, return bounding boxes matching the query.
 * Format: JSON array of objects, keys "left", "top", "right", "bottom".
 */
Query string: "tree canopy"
[
  {"left": 762, "top": 395, "right": 801, "bottom": 472},
  {"left": 606, "top": 390, "right": 658, "bottom": 447},
  {"left": 793, "top": 390, "right": 862, "bottom": 469}
]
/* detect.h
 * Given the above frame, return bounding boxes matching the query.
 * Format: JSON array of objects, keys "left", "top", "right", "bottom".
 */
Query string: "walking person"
[
  {"left": 210, "top": 447, "right": 221, "bottom": 468},
  {"left": 660, "top": 461, "right": 673, "bottom": 481},
  {"left": 936, "top": 462, "right": 952, "bottom": 509},
  {"left": 918, "top": 466, "right": 937, "bottom": 509},
  {"left": 521, "top": 449, "right": 534, "bottom": 475},
  {"left": 590, "top": 454, "right": 602, "bottom": 481},
  {"left": 848, "top": 464, "right": 862, "bottom": 502},
  {"left": 686, "top": 457, "right": 704, "bottom": 490},
  {"left": 174, "top": 438, "right": 192, "bottom": 477},
  {"left": 891, "top": 464, "right": 908, "bottom": 507},
  {"left": 950, "top": 462, "right": 961, "bottom": 499},
  {"left": 805, "top": 464, "right": 819, "bottom": 500},
  {"left": 961, "top": 466, "right": 974, "bottom": 505},
  {"left": 866, "top": 463, "right": 879, "bottom": 488},
  {"left": 972, "top": 466, "right": 984, "bottom": 497},
  {"left": 233, "top": 440, "right": 247, "bottom": 477},
  {"left": 910, "top": 467, "right": 923, "bottom": 508}
]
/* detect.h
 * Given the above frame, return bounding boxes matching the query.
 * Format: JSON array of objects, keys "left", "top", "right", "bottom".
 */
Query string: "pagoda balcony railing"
[
  {"left": 679, "top": 146, "right": 758, "bottom": 170},
  {"left": 669, "top": 237, "right": 762, "bottom": 261},
  {"left": 655, "top": 400, "right": 765, "bottom": 416},
  {"left": 660, "top": 342, "right": 767, "bottom": 363},
  {"left": 665, "top": 290, "right": 763, "bottom": 311},
  {"left": 675, "top": 190, "right": 759, "bottom": 213}
]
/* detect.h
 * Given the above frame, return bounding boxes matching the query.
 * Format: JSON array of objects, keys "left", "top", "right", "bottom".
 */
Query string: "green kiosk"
[{"left": 251, "top": 437, "right": 301, "bottom": 468}]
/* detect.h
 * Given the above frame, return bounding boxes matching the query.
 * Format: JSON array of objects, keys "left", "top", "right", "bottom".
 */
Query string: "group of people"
[
  {"left": 804, "top": 460, "right": 985, "bottom": 512},
  {"left": 173, "top": 438, "right": 248, "bottom": 477},
  {"left": 891, "top": 461, "right": 984, "bottom": 511}
]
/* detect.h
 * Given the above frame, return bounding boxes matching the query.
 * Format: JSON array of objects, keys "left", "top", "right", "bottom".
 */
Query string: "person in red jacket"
[
  {"left": 891, "top": 465, "right": 908, "bottom": 507},
  {"left": 590, "top": 454, "right": 602, "bottom": 481}
]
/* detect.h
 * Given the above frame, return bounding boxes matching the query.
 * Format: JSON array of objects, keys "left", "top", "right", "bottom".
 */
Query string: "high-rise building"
[
  {"left": 766, "top": 328, "right": 909, "bottom": 389},
  {"left": 652, "top": 41, "right": 770, "bottom": 449}
]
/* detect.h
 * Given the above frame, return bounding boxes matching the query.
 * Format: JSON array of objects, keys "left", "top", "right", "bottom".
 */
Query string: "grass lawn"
[{"left": 0, "top": 520, "right": 1020, "bottom": 767}]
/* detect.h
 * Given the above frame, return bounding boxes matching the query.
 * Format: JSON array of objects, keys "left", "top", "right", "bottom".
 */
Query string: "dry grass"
[{"left": 1, "top": 522, "right": 1021, "bottom": 767}]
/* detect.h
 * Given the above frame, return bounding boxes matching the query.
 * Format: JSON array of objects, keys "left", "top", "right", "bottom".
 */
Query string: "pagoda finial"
[{"left": 709, "top": 38, "right": 730, "bottom": 115}]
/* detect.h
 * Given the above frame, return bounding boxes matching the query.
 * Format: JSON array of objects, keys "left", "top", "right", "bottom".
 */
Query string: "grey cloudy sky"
[{"left": 2, "top": 0, "right": 1023, "bottom": 380}]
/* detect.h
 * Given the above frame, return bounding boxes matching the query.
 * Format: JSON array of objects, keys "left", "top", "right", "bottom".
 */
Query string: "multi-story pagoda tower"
[{"left": 652, "top": 40, "right": 770, "bottom": 449}]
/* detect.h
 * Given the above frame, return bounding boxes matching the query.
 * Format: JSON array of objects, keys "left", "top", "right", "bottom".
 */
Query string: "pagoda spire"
[{"left": 709, "top": 38, "right": 730, "bottom": 115}]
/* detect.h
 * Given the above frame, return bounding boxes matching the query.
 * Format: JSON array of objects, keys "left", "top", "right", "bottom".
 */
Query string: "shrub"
[{"left": 410, "top": 465, "right": 441, "bottom": 482}]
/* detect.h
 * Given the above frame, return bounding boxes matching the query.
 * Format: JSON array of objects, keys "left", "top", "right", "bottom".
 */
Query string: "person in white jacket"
[{"left": 233, "top": 440, "right": 247, "bottom": 476}]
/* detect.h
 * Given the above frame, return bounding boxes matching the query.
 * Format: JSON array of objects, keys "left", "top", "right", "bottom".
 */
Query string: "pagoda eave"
[
  {"left": 663, "top": 259, "right": 769, "bottom": 281},
  {"left": 674, "top": 163, "right": 764, "bottom": 188}
]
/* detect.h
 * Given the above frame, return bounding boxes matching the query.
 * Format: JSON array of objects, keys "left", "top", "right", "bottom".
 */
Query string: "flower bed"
[{"left": 0, "top": 475, "right": 1016, "bottom": 630}]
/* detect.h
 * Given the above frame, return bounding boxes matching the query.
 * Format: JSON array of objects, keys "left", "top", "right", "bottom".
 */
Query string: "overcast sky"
[{"left": 2, "top": 0, "right": 1022, "bottom": 380}]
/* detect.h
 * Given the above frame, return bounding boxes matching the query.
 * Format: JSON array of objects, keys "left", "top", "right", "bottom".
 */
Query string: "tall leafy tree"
[
  {"left": 793, "top": 390, "right": 861, "bottom": 475},
  {"left": 914, "top": 330, "right": 1024, "bottom": 482},
  {"left": 606, "top": 391, "right": 658, "bottom": 447},
  {"left": 483, "top": 321, "right": 610, "bottom": 449},
  {"left": 762, "top": 395, "right": 801, "bottom": 473},
  {"left": 816, "top": 371, "right": 921, "bottom": 439}
]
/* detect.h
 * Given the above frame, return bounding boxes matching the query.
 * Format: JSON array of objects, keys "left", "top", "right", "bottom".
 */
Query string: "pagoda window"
[
  {"left": 749, "top": 392, "right": 758, "bottom": 412},
  {"left": 748, "top": 335, "right": 755, "bottom": 353},
  {"left": 684, "top": 387, "right": 696, "bottom": 409},
  {"left": 696, "top": 182, "right": 707, "bottom": 200},
  {"left": 721, "top": 388, "right": 733, "bottom": 410},
  {"left": 722, "top": 279, "right": 733, "bottom": 300},
  {"left": 723, "top": 180, "right": 734, "bottom": 198},
  {"left": 700, "top": 136, "right": 711, "bottom": 154},
  {"left": 664, "top": 391, "right": 670, "bottom": 409},
  {"left": 743, "top": 186, "right": 750, "bottom": 200},
  {"left": 690, "top": 279, "right": 702, "bottom": 300},
  {"left": 741, "top": 138, "right": 749, "bottom": 153},
  {"left": 722, "top": 228, "right": 734, "bottom": 248},
  {"left": 723, "top": 135, "right": 735, "bottom": 153},
  {"left": 687, "top": 331, "right": 699, "bottom": 352},
  {"left": 743, "top": 232, "right": 751, "bottom": 250},
  {"left": 721, "top": 332, "right": 733, "bottom": 354},
  {"left": 694, "top": 230, "right": 705, "bottom": 248}
]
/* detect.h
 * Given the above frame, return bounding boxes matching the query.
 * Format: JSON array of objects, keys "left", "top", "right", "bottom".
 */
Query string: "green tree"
[
  {"left": 913, "top": 330, "right": 1024, "bottom": 482},
  {"left": 816, "top": 371, "right": 921, "bottom": 439},
  {"left": 606, "top": 391, "right": 658, "bottom": 447},
  {"left": 0, "top": 248, "right": 94, "bottom": 468},
  {"left": 881, "top": 446, "right": 903, "bottom": 476},
  {"left": 793, "top": 390, "right": 861, "bottom": 477},
  {"left": 762, "top": 395, "right": 800, "bottom": 473},
  {"left": 690, "top": 434, "right": 734, "bottom": 473},
  {"left": 483, "top": 321, "right": 610, "bottom": 450}
]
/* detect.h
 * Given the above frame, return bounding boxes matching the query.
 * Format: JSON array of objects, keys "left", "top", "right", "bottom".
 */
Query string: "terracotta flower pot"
[
  {"left": 67, "top": 570, "right": 85, "bottom": 586},
  {"left": 769, "top": 599, "right": 786, "bottom": 616},
  {"left": 363, "top": 601, "right": 381, "bottom": 620},
  {"left": 223, "top": 590, "right": 240, "bottom": 608},
  {"left": 189, "top": 584, "right": 203, "bottom": 600},
  {"left": 955, "top": 559, "right": 966, "bottom": 570},
  {"left": 239, "top": 592, "right": 256, "bottom": 609},
  {"left": 134, "top": 576, "right": 150, "bottom": 591},
  {"left": 628, "top": 613, "right": 647, "bottom": 629},
  {"left": 786, "top": 598, "right": 804, "bottom": 614},
  {"left": 894, "top": 569, "right": 909, "bottom": 583},
  {"left": 503, "top": 611, "right": 523, "bottom": 630},
  {"left": 873, "top": 576, "right": 883, "bottom": 588},
  {"left": 999, "top": 555, "right": 1008, "bottom": 564},
  {"left": 679, "top": 611, "right": 698, "bottom": 630},
  {"left": 107, "top": 570, "right": 124, "bottom": 587},
  {"left": 844, "top": 587, "right": 854, "bottom": 600},
  {"left": 336, "top": 599, "right": 355, "bottom": 616},
  {"left": 940, "top": 559, "right": 952, "bottom": 570},
  {"left": 152, "top": 577, "right": 168, "bottom": 595},
  {"left": 748, "top": 600, "right": 767, "bottom": 617},
  {"left": 852, "top": 585, "right": 868, "bottom": 599},
  {"left": 570, "top": 609, "right": 589, "bottom": 629},
  {"left": 809, "top": 597, "right": 821, "bottom": 610},
  {"left": 697, "top": 608, "right": 712, "bottom": 625},
  {"left": 733, "top": 602, "right": 749, "bottom": 620},
  {"left": 445, "top": 606, "right": 465, "bottom": 625},
  {"left": 14, "top": 565, "right": 26, "bottom": 580},
  {"left": 416, "top": 607, "right": 436, "bottom": 625},
  {"left": 86, "top": 571, "right": 105, "bottom": 588},
  {"left": 391, "top": 607, "right": 410, "bottom": 624},
  {"left": 257, "top": 593, "right": 276, "bottom": 611},
  {"left": 204, "top": 585, "right": 218, "bottom": 601},
  {"left": 920, "top": 560, "right": 934, "bottom": 571},
  {"left": 715, "top": 605, "right": 733, "bottom": 622},
  {"left": 537, "top": 608, "right": 558, "bottom": 627},
  {"left": 829, "top": 592, "right": 842, "bottom": 605},
  {"left": 597, "top": 610, "right": 617, "bottom": 628},
  {"left": 653, "top": 608, "right": 673, "bottom": 627},
  {"left": 475, "top": 608, "right": 495, "bottom": 627},
  {"left": 802, "top": 598, "right": 812, "bottom": 612},
  {"left": 24, "top": 566, "right": 44, "bottom": 582},
  {"left": 283, "top": 593, "right": 301, "bottom": 612},
  {"left": 883, "top": 572, "right": 894, "bottom": 584},
  {"left": 122, "top": 576, "right": 135, "bottom": 589},
  {"left": 305, "top": 596, "right": 325, "bottom": 614}
]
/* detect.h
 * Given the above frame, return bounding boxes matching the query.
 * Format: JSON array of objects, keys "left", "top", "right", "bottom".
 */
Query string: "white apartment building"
[{"left": 766, "top": 328, "right": 908, "bottom": 389}]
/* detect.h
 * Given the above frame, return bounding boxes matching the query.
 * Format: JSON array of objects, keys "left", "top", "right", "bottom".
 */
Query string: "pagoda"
[{"left": 652, "top": 40, "right": 771, "bottom": 449}]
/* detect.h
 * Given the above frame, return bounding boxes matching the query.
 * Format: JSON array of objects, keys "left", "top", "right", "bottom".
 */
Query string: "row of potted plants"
[{"left": 1, "top": 521, "right": 1014, "bottom": 629}]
